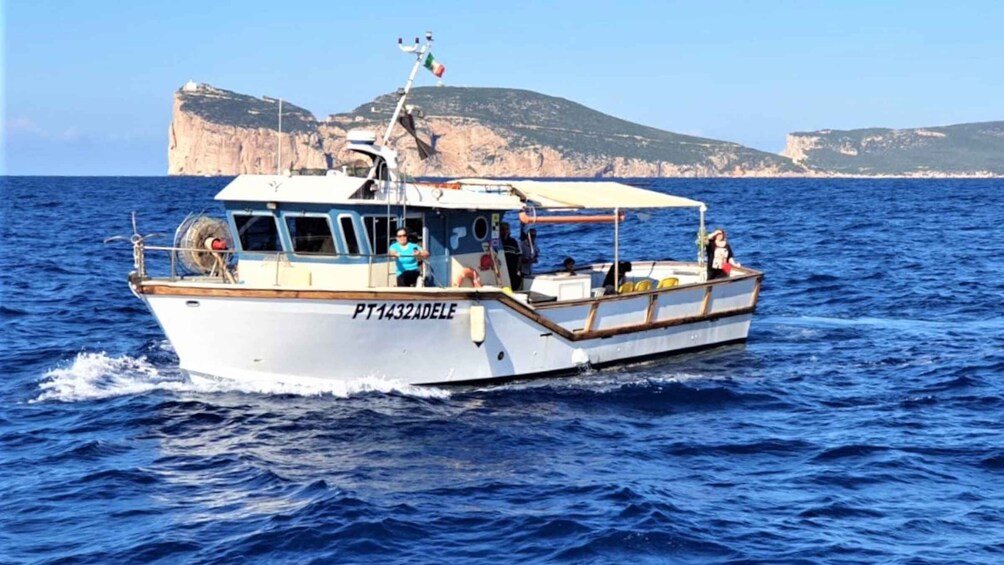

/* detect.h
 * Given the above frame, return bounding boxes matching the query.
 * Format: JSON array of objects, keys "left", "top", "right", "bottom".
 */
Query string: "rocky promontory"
[
  {"left": 168, "top": 82, "right": 803, "bottom": 177},
  {"left": 169, "top": 82, "right": 1003, "bottom": 177}
]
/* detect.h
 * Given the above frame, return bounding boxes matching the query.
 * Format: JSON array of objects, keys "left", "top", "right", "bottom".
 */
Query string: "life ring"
[{"left": 454, "top": 267, "right": 482, "bottom": 288}]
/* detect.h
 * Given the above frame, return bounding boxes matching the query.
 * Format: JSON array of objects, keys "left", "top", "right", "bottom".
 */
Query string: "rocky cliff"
[
  {"left": 170, "top": 83, "right": 1004, "bottom": 177},
  {"left": 781, "top": 122, "right": 1004, "bottom": 176},
  {"left": 169, "top": 83, "right": 804, "bottom": 177},
  {"left": 168, "top": 85, "right": 329, "bottom": 175}
]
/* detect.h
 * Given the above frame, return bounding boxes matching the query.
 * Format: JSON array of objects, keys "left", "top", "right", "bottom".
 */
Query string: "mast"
[
  {"left": 383, "top": 32, "right": 435, "bottom": 250},
  {"left": 698, "top": 204, "right": 707, "bottom": 281},
  {"left": 614, "top": 207, "right": 620, "bottom": 292},
  {"left": 383, "top": 32, "right": 434, "bottom": 145},
  {"left": 277, "top": 98, "right": 283, "bottom": 174}
]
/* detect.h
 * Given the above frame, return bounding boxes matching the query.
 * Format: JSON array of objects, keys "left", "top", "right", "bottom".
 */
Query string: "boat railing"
[
  {"left": 127, "top": 237, "right": 742, "bottom": 294},
  {"left": 129, "top": 239, "right": 415, "bottom": 288},
  {"left": 134, "top": 243, "right": 237, "bottom": 284}
]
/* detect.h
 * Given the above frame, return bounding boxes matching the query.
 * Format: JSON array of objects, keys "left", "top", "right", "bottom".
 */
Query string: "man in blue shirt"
[{"left": 388, "top": 229, "right": 429, "bottom": 287}]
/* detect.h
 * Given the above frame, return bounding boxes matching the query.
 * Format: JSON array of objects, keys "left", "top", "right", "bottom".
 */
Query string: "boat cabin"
[
  {"left": 215, "top": 167, "right": 525, "bottom": 290},
  {"left": 205, "top": 166, "right": 725, "bottom": 304}
]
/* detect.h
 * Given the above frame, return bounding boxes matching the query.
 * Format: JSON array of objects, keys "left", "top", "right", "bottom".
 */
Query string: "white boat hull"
[{"left": 136, "top": 274, "right": 759, "bottom": 386}]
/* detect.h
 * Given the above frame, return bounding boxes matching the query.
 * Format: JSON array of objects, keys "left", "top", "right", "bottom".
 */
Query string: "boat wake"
[
  {"left": 33, "top": 351, "right": 729, "bottom": 404},
  {"left": 468, "top": 369, "right": 727, "bottom": 396},
  {"left": 763, "top": 314, "right": 1004, "bottom": 332},
  {"left": 33, "top": 352, "right": 178, "bottom": 403},
  {"left": 33, "top": 352, "right": 452, "bottom": 403}
]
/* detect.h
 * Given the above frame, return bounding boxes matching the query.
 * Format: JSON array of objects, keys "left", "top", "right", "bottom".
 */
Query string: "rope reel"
[{"left": 173, "top": 214, "right": 234, "bottom": 278}]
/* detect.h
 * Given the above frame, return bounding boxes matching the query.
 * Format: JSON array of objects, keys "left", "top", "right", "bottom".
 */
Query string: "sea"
[{"left": 2, "top": 176, "right": 1003, "bottom": 564}]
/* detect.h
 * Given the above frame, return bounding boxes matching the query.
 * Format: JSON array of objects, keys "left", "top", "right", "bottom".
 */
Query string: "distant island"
[
  {"left": 783, "top": 123, "right": 1004, "bottom": 176},
  {"left": 168, "top": 82, "right": 1003, "bottom": 177}
]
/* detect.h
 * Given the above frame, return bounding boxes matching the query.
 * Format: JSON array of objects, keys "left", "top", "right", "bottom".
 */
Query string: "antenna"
[
  {"left": 397, "top": 36, "right": 421, "bottom": 54},
  {"left": 277, "top": 98, "right": 283, "bottom": 175}
]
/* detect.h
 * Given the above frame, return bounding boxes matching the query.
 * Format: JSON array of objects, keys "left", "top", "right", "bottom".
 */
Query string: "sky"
[{"left": 2, "top": 0, "right": 1003, "bottom": 175}]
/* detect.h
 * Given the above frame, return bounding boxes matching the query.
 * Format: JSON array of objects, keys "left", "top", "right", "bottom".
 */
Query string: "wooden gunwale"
[
  {"left": 644, "top": 294, "right": 658, "bottom": 324},
  {"left": 700, "top": 285, "right": 713, "bottom": 316},
  {"left": 137, "top": 274, "right": 761, "bottom": 344},
  {"left": 530, "top": 270, "right": 762, "bottom": 309},
  {"left": 749, "top": 276, "right": 763, "bottom": 308},
  {"left": 584, "top": 303, "right": 599, "bottom": 333}
]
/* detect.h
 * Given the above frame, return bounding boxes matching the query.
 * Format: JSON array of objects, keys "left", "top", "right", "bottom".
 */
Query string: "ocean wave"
[
  {"left": 33, "top": 352, "right": 451, "bottom": 403},
  {"left": 766, "top": 314, "right": 1004, "bottom": 332},
  {"left": 798, "top": 501, "right": 885, "bottom": 519},
  {"left": 33, "top": 352, "right": 177, "bottom": 403},
  {"left": 185, "top": 373, "right": 452, "bottom": 400},
  {"left": 813, "top": 444, "right": 892, "bottom": 461},
  {"left": 469, "top": 370, "right": 720, "bottom": 395}
]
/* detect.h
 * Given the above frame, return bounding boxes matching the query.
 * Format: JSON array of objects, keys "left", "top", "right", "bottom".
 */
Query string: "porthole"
[{"left": 472, "top": 216, "right": 489, "bottom": 241}]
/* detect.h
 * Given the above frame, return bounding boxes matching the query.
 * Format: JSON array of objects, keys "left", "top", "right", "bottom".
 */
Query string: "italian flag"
[{"left": 424, "top": 53, "right": 446, "bottom": 78}]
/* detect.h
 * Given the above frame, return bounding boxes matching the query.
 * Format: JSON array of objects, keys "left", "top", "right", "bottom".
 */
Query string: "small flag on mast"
[{"left": 424, "top": 53, "right": 446, "bottom": 77}]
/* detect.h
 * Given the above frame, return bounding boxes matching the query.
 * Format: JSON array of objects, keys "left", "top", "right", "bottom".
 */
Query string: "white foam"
[
  {"left": 186, "top": 372, "right": 452, "bottom": 399},
  {"left": 474, "top": 370, "right": 715, "bottom": 394},
  {"left": 34, "top": 352, "right": 177, "bottom": 403},
  {"left": 33, "top": 352, "right": 450, "bottom": 403},
  {"left": 765, "top": 315, "right": 1004, "bottom": 332}
]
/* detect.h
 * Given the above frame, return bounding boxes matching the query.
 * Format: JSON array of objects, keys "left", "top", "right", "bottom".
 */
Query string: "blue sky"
[{"left": 3, "top": 0, "right": 1002, "bottom": 175}]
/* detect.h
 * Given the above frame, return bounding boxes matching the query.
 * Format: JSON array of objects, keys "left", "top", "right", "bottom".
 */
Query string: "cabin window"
[
  {"left": 373, "top": 156, "right": 390, "bottom": 181},
  {"left": 363, "top": 216, "right": 398, "bottom": 254},
  {"left": 363, "top": 215, "right": 425, "bottom": 254},
  {"left": 286, "top": 216, "right": 336, "bottom": 255},
  {"left": 338, "top": 215, "right": 362, "bottom": 255},
  {"left": 472, "top": 216, "right": 489, "bottom": 241},
  {"left": 234, "top": 214, "right": 281, "bottom": 252}
]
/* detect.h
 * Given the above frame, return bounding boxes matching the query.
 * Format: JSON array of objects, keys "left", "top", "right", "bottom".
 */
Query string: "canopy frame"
[{"left": 451, "top": 178, "right": 712, "bottom": 286}]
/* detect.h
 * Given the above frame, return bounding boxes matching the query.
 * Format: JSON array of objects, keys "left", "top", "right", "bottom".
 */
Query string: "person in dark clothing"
[
  {"left": 706, "top": 228, "right": 739, "bottom": 280},
  {"left": 500, "top": 222, "right": 523, "bottom": 290},
  {"left": 562, "top": 257, "right": 577, "bottom": 275},
  {"left": 602, "top": 261, "right": 632, "bottom": 293},
  {"left": 519, "top": 228, "right": 539, "bottom": 279}
]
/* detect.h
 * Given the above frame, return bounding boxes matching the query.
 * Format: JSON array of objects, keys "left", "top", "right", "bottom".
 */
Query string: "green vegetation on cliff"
[
  {"left": 177, "top": 85, "right": 318, "bottom": 134},
  {"left": 174, "top": 82, "right": 1003, "bottom": 176},
  {"left": 335, "top": 87, "right": 801, "bottom": 172},
  {"left": 790, "top": 122, "right": 1004, "bottom": 175}
]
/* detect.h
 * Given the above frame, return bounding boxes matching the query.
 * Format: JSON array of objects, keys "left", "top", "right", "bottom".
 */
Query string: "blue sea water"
[{"left": 2, "top": 176, "right": 1003, "bottom": 564}]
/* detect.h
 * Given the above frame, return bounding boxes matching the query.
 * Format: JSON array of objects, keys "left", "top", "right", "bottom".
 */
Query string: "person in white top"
[{"left": 706, "top": 228, "right": 740, "bottom": 280}]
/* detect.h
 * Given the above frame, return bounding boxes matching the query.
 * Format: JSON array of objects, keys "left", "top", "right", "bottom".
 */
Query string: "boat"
[{"left": 115, "top": 33, "right": 763, "bottom": 387}]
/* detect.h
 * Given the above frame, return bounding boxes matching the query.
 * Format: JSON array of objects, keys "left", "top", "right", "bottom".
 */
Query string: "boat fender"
[
  {"left": 455, "top": 267, "right": 482, "bottom": 288},
  {"left": 478, "top": 254, "right": 494, "bottom": 271},
  {"left": 432, "top": 187, "right": 444, "bottom": 200},
  {"left": 469, "top": 304, "right": 486, "bottom": 346},
  {"left": 204, "top": 237, "right": 228, "bottom": 250}
]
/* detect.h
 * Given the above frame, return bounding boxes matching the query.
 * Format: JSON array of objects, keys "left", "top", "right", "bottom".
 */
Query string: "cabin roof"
[{"left": 214, "top": 175, "right": 523, "bottom": 211}]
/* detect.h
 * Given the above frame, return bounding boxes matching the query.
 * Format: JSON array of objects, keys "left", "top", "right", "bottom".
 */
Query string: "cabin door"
[
  {"left": 409, "top": 214, "right": 449, "bottom": 288},
  {"left": 362, "top": 213, "right": 446, "bottom": 288}
]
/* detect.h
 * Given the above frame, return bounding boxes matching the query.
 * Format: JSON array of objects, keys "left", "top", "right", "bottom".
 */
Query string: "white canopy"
[{"left": 451, "top": 179, "right": 704, "bottom": 209}]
